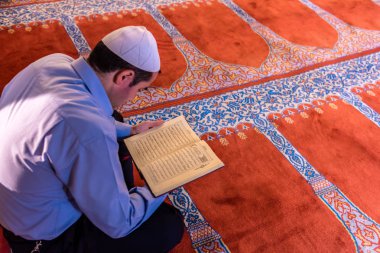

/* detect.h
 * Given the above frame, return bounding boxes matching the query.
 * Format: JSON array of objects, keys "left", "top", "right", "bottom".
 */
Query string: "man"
[{"left": 0, "top": 26, "right": 184, "bottom": 253}]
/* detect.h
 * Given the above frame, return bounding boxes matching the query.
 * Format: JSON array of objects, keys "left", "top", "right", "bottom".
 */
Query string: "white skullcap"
[{"left": 102, "top": 26, "right": 160, "bottom": 72}]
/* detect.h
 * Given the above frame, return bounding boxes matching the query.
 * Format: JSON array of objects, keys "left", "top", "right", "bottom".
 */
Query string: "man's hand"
[{"left": 131, "top": 120, "right": 164, "bottom": 135}]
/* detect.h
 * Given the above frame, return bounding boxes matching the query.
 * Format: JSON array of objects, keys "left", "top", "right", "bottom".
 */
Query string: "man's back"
[{"left": 0, "top": 54, "right": 101, "bottom": 240}]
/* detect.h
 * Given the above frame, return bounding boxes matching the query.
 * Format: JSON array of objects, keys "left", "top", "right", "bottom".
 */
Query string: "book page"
[
  {"left": 124, "top": 116, "right": 200, "bottom": 167},
  {"left": 143, "top": 141, "right": 214, "bottom": 184},
  {"left": 142, "top": 141, "right": 224, "bottom": 196}
]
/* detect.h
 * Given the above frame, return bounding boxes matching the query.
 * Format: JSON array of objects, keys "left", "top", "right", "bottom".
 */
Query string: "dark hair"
[{"left": 87, "top": 41, "right": 153, "bottom": 87}]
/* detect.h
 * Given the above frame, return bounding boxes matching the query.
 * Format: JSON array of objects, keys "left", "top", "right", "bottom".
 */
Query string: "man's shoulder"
[
  {"left": 29, "top": 53, "right": 75, "bottom": 73},
  {"left": 25, "top": 53, "right": 76, "bottom": 82},
  {"left": 36, "top": 53, "right": 75, "bottom": 64}
]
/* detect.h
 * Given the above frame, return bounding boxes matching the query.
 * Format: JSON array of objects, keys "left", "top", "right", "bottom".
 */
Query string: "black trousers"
[{"left": 3, "top": 111, "right": 184, "bottom": 253}]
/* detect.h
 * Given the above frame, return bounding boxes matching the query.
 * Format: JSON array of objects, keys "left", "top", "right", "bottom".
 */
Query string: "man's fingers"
[
  {"left": 146, "top": 120, "right": 163, "bottom": 129},
  {"left": 135, "top": 120, "right": 165, "bottom": 134}
]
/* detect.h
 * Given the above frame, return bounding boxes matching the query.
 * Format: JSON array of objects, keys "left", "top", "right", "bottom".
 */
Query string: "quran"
[{"left": 124, "top": 116, "right": 224, "bottom": 197}]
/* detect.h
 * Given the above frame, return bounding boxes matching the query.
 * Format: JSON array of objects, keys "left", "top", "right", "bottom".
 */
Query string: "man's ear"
[{"left": 114, "top": 69, "right": 134, "bottom": 88}]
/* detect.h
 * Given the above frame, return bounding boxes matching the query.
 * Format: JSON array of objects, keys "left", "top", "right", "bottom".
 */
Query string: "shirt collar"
[{"left": 71, "top": 57, "right": 113, "bottom": 116}]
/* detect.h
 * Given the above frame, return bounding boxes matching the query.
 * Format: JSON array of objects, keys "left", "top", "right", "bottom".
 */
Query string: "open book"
[{"left": 124, "top": 116, "right": 224, "bottom": 197}]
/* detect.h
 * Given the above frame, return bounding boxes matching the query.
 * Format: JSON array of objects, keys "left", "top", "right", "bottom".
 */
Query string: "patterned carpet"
[{"left": 1, "top": 0, "right": 380, "bottom": 252}]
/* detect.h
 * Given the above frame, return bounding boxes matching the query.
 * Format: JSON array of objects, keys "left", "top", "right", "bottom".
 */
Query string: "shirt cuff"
[{"left": 114, "top": 120, "right": 132, "bottom": 138}]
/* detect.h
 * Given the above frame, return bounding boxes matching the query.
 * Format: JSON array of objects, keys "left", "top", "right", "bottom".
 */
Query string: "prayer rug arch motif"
[
  {"left": 200, "top": 115, "right": 380, "bottom": 251},
  {"left": 2, "top": 0, "right": 380, "bottom": 111},
  {"left": 119, "top": 0, "right": 380, "bottom": 110},
  {"left": 157, "top": 0, "right": 270, "bottom": 68}
]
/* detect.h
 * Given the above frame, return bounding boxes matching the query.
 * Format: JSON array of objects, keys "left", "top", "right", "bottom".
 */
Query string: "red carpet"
[
  {"left": 310, "top": 0, "right": 380, "bottom": 30},
  {"left": 188, "top": 127, "right": 356, "bottom": 252},
  {"left": 0, "top": 20, "right": 78, "bottom": 89},
  {"left": 235, "top": 0, "right": 338, "bottom": 48},
  {"left": 269, "top": 97, "right": 380, "bottom": 222},
  {"left": 161, "top": 1, "right": 269, "bottom": 67}
]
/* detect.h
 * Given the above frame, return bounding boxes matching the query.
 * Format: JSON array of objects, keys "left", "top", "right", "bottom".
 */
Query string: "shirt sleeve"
[
  {"left": 114, "top": 120, "right": 132, "bottom": 138},
  {"left": 48, "top": 120, "right": 166, "bottom": 238}
]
